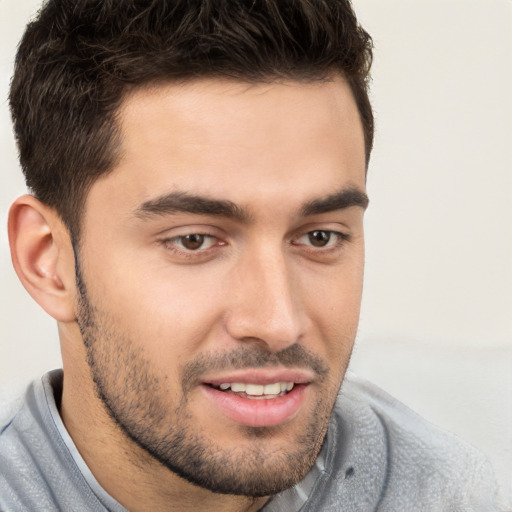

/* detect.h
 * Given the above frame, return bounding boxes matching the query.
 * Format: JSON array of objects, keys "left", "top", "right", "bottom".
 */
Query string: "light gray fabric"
[
  {"left": 0, "top": 370, "right": 127, "bottom": 512},
  {"left": 0, "top": 370, "right": 503, "bottom": 511},
  {"left": 282, "top": 376, "right": 502, "bottom": 512}
]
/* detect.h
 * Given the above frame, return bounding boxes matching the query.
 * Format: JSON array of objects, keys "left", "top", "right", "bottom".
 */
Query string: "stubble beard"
[{"left": 74, "top": 258, "right": 346, "bottom": 497}]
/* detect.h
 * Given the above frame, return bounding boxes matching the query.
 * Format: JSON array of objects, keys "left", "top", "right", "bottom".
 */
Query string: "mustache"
[{"left": 181, "top": 343, "right": 329, "bottom": 394}]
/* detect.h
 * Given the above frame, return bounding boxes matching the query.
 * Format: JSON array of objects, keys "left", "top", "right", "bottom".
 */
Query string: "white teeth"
[
  {"left": 263, "top": 383, "right": 281, "bottom": 395},
  {"left": 217, "top": 382, "right": 295, "bottom": 395},
  {"left": 245, "top": 384, "right": 264, "bottom": 396}
]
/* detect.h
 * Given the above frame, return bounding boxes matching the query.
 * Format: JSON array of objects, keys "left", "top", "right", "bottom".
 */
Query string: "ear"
[{"left": 8, "top": 195, "right": 77, "bottom": 322}]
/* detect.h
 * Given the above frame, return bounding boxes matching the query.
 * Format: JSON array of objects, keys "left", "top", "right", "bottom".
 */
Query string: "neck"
[{"left": 58, "top": 324, "right": 268, "bottom": 512}]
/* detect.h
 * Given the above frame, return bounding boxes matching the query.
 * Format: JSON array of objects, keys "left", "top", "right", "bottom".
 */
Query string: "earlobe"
[{"left": 8, "top": 195, "right": 77, "bottom": 322}]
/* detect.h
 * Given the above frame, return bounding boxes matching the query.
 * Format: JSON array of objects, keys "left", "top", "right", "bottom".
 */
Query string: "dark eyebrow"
[
  {"left": 300, "top": 187, "right": 369, "bottom": 217},
  {"left": 135, "top": 191, "right": 251, "bottom": 222},
  {"left": 135, "top": 187, "right": 368, "bottom": 222}
]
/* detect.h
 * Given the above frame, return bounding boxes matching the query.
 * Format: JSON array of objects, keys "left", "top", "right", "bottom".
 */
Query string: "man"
[{"left": 0, "top": 1, "right": 501, "bottom": 511}]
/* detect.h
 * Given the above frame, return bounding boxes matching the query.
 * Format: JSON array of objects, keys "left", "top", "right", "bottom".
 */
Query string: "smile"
[
  {"left": 201, "top": 375, "right": 310, "bottom": 427},
  {"left": 212, "top": 381, "right": 295, "bottom": 399}
]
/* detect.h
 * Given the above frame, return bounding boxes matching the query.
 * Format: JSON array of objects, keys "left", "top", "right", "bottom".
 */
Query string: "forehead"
[
  {"left": 118, "top": 76, "right": 364, "bottom": 158},
  {"left": 85, "top": 76, "right": 366, "bottom": 221}
]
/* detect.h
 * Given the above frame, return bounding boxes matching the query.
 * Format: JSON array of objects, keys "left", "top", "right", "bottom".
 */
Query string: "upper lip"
[{"left": 201, "top": 368, "right": 315, "bottom": 387}]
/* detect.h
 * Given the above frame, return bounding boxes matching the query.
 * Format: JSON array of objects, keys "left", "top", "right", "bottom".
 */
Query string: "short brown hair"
[{"left": 10, "top": 0, "right": 373, "bottom": 238}]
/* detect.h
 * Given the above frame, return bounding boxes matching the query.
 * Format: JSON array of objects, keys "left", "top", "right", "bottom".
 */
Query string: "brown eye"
[
  {"left": 180, "top": 234, "right": 207, "bottom": 250},
  {"left": 308, "top": 230, "right": 331, "bottom": 247}
]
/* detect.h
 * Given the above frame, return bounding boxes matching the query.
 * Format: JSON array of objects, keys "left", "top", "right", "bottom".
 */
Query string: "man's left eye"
[{"left": 297, "top": 230, "right": 346, "bottom": 248}]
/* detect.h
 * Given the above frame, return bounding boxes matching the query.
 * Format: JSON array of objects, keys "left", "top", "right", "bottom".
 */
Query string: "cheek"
[
  {"left": 90, "top": 259, "right": 228, "bottom": 362},
  {"left": 302, "top": 262, "right": 363, "bottom": 353}
]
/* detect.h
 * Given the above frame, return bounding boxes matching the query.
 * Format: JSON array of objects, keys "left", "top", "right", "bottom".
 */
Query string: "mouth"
[
  {"left": 200, "top": 371, "right": 312, "bottom": 427},
  {"left": 207, "top": 381, "right": 295, "bottom": 400}
]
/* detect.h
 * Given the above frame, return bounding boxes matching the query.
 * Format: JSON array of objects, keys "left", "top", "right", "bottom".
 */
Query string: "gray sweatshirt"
[{"left": 0, "top": 370, "right": 502, "bottom": 511}]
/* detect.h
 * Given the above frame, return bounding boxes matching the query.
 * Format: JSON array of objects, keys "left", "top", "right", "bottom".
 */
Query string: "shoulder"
[
  {"left": 338, "top": 374, "right": 490, "bottom": 471},
  {"left": 0, "top": 372, "right": 116, "bottom": 512},
  {"left": 314, "top": 374, "right": 501, "bottom": 511},
  {"left": 0, "top": 382, "right": 57, "bottom": 511}
]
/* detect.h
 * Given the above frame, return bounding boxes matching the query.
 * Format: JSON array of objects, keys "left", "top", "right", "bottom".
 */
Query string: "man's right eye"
[{"left": 164, "top": 233, "right": 217, "bottom": 252}]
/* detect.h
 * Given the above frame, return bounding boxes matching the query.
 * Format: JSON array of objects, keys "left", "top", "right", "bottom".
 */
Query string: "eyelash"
[
  {"left": 293, "top": 230, "right": 350, "bottom": 250},
  {"left": 160, "top": 233, "right": 222, "bottom": 256},
  {"left": 158, "top": 229, "right": 350, "bottom": 260}
]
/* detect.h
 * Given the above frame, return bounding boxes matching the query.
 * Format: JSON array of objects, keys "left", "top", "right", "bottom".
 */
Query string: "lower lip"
[{"left": 201, "top": 384, "right": 308, "bottom": 427}]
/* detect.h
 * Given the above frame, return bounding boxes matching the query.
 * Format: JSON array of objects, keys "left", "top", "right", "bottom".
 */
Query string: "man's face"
[{"left": 75, "top": 76, "right": 367, "bottom": 496}]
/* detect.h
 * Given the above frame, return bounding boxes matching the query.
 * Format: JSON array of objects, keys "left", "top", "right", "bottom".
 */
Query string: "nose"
[{"left": 224, "top": 247, "right": 305, "bottom": 352}]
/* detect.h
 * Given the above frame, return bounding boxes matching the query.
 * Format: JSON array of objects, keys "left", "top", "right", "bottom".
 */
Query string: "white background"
[{"left": 1, "top": 0, "right": 511, "bottom": 506}]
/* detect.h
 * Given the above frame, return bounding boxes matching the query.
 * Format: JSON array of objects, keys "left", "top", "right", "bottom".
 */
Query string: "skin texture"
[{"left": 10, "top": 75, "right": 367, "bottom": 512}]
